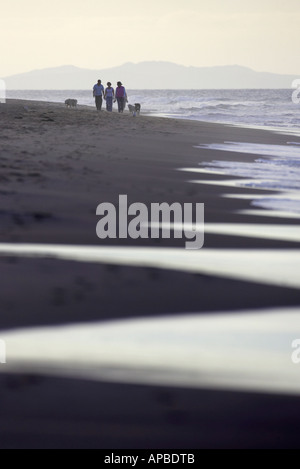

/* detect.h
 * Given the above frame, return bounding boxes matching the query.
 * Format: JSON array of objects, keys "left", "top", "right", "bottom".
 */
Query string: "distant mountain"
[{"left": 2, "top": 62, "right": 299, "bottom": 89}]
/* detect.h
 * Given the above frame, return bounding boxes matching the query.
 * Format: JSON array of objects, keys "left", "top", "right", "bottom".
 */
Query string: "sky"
[{"left": 1, "top": 0, "right": 300, "bottom": 77}]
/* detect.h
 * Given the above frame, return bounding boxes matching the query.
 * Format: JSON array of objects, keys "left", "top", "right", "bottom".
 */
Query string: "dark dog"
[
  {"left": 65, "top": 99, "right": 78, "bottom": 108},
  {"left": 134, "top": 103, "right": 141, "bottom": 115},
  {"left": 128, "top": 103, "right": 141, "bottom": 116}
]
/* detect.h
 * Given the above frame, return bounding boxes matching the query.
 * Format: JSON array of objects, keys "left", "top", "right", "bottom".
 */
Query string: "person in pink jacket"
[{"left": 114, "top": 81, "right": 128, "bottom": 113}]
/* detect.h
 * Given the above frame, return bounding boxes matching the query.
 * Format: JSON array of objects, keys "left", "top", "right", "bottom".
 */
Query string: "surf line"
[{"left": 96, "top": 194, "right": 204, "bottom": 250}]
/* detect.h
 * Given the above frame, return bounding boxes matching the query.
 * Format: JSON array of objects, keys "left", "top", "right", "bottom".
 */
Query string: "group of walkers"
[{"left": 93, "top": 80, "right": 127, "bottom": 113}]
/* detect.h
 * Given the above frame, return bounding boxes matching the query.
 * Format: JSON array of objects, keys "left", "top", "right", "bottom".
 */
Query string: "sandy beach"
[{"left": 0, "top": 99, "right": 300, "bottom": 448}]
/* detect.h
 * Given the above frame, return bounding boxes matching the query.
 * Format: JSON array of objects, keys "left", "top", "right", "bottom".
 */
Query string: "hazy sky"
[{"left": 1, "top": 0, "right": 300, "bottom": 77}]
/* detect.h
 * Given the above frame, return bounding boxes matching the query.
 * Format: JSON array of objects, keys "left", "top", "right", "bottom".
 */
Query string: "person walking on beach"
[
  {"left": 114, "top": 81, "right": 127, "bottom": 113},
  {"left": 104, "top": 82, "right": 115, "bottom": 112},
  {"left": 93, "top": 79, "right": 104, "bottom": 111}
]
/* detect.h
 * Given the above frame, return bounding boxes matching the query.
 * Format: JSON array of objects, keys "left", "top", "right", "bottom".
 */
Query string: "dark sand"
[{"left": 0, "top": 99, "right": 300, "bottom": 448}]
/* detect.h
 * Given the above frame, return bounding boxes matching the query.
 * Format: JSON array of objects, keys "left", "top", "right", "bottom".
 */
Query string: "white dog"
[
  {"left": 128, "top": 103, "right": 141, "bottom": 116},
  {"left": 65, "top": 99, "right": 78, "bottom": 108}
]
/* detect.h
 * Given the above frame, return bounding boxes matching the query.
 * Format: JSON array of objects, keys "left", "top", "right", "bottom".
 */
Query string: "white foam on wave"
[
  {"left": 224, "top": 193, "right": 300, "bottom": 201},
  {"left": 196, "top": 141, "right": 300, "bottom": 159},
  {"left": 192, "top": 141, "right": 300, "bottom": 215},
  {"left": 146, "top": 222, "right": 300, "bottom": 243},
  {"left": 227, "top": 123, "right": 300, "bottom": 137},
  {"left": 252, "top": 198, "right": 300, "bottom": 214},
  {"left": 0, "top": 244, "right": 299, "bottom": 288},
  {"left": 2, "top": 307, "right": 300, "bottom": 396},
  {"left": 237, "top": 209, "right": 300, "bottom": 219},
  {"left": 223, "top": 193, "right": 300, "bottom": 218}
]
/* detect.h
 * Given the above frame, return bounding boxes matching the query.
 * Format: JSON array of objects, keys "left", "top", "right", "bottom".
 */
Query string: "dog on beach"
[
  {"left": 128, "top": 103, "right": 141, "bottom": 116},
  {"left": 65, "top": 99, "right": 78, "bottom": 108}
]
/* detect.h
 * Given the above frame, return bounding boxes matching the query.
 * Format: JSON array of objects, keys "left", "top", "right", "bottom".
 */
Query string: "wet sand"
[{"left": 0, "top": 99, "right": 300, "bottom": 448}]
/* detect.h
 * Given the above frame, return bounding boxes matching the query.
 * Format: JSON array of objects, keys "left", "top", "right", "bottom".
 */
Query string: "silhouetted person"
[
  {"left": 93, "top": 79, "right": 104, "bottom": 111},
  {"left": 104, "top": 82, "right": 115, "bottom": 112},
  {"left": 114, "top": 81, "right": 127, "bottom": 113}
]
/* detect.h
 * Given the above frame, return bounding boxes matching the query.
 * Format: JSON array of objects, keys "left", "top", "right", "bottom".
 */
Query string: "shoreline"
[
  {"left": 4, "top": 95, "right": 300, "bottom": 137},
  {"left": 1, "top": 98, "right": 300, "bottom": 246}
]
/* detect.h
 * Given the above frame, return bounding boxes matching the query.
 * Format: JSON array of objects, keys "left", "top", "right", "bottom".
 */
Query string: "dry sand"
[{"left": 0, "top": 99, "right": 300, "bottom": 448}]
